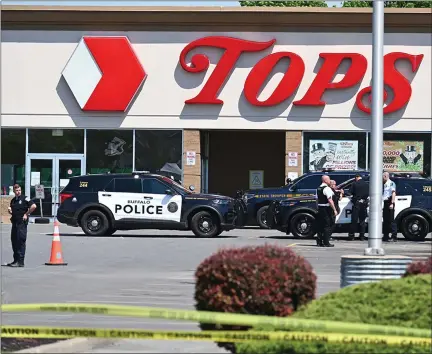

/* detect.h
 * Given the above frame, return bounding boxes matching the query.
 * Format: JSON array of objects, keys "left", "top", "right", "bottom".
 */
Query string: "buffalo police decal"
[{"left": 167, "top": 202, "right": 178, "bottom": 213}]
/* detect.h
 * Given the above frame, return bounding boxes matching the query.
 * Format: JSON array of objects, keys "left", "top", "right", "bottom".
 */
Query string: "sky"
[{"left": 2, "top": 0, "right": 344, "bottom": 7}]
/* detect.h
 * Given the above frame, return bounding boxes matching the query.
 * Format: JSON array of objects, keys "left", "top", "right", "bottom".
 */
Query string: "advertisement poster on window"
[
  {"left": 383, "top": 141, "right": 424, "bottom": 172},
  {"left": 308, "top": 140, "right": 358, "bottom": 171}
]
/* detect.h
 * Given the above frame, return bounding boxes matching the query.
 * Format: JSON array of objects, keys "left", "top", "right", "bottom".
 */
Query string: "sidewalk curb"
[{"left": 14, "top": 338, "right": 116, "bottom": 353}]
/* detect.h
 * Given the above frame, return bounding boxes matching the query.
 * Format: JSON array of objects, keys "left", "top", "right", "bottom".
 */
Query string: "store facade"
[{"left": 1, "top": 6, "right": 431, "bottom": 217}]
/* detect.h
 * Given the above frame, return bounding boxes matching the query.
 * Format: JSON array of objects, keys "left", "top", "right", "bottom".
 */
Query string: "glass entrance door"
[{"left": 26, "top": 154, "right": 85, "bottom": 217}]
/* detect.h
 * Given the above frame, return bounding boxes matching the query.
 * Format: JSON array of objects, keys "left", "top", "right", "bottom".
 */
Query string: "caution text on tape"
[
  {"left": 2, "top": 303, "right": 430, "bottom": 339},
  {"left": 1, "top": 326, "right": 431, "bottom": 348}
]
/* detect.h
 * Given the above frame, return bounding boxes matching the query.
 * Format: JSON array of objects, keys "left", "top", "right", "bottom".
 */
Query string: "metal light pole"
[{"left": 365, "top": 0, "right": 385, "bottom": 256}]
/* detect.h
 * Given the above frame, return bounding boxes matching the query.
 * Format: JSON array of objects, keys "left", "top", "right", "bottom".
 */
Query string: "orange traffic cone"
[{"left": 45, "top": 219, "right": 67, "bottom": 266}]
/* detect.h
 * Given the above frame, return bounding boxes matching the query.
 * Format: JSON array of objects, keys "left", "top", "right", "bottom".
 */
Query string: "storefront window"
[
  {"left": 1, "top": 129, "right": 26, "bottom": 195},
  {"left": 370, "top": 133, "right": 431, "bottom": 177},
  {"left": 86, "top": 130, "right": 133, "bottom": 174},
  {"left": 28, "top": 129, "right": 84, "bottom": 153},
  {"left": 303, "top": 132, "right": 367, "bottom": 172},
  {"left": 135, "top": 130, "right": 182, "bottom": 181}
]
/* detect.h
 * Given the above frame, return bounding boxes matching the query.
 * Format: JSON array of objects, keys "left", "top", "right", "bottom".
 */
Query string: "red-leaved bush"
[
  {"left": 194, "top": 244, "right": 317, "bottom": 352},
  {"left": 403, "top": 256, "right": 432, "bottom": 277}
]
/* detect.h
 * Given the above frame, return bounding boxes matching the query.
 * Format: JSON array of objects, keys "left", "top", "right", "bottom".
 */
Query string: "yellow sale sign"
[{"left": 383, "top": 141, "right": 424, "bottom": 172}]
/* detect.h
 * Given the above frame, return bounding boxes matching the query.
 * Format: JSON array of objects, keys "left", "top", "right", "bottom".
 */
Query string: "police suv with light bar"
[
  {"left": 265, "top": 173, "right": 432, "bottom": 241},
  {"left": 237, "top": 169, "right": 370, "bottom": 229},
  {"left": 57, "top": 172, "right": 242, "bottom": 237}
]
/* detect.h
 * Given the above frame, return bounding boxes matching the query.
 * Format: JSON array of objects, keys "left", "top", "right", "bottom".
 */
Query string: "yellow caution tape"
[
  {"left": 1, "top": 326, "right": 431, "bottom": 348},
  {"left": 2, "top": 303, "right": 431, "bottom": 339}
]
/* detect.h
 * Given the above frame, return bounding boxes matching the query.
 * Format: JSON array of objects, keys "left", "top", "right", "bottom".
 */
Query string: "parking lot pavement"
[{"left": 1, "top": 224, "right": 431, "bottom": 353}]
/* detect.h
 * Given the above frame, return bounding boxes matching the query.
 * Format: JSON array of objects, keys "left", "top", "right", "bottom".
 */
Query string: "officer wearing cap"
[
  {"left": 382, "top": 172, "right": 397, "bottom": 242},
  {"left": 347, "top": 174, "right": 369, "bottom": 241},
  {"left": 6, "top": 184, "right": 36, "bottom": 267}
]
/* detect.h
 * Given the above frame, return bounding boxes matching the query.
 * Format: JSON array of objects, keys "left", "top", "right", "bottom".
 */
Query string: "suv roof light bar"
[{"left": 132, "top": 170, "right": 150, "bottom": 174}]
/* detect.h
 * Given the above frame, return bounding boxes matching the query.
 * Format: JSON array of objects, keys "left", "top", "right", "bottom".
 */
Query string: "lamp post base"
[{"left": 364, "top": 247, "right": 385, "bottom": 256}]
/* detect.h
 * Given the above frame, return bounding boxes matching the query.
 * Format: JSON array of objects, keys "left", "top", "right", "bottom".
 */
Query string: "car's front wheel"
[
  {"left": 290, "top": 212, "right": 316, "bottom": 239},
  {"left": 256, "top": 206, "right": 269, "bottom": 229},
  {"left": 400, "top": 214, "right": 430, "bottom": 241},
  {"left": 191, "top": 211, "right": 221, "bottom": 238},
  {"left": 80, "top": 210, "right": 110, "bottom": 236}
]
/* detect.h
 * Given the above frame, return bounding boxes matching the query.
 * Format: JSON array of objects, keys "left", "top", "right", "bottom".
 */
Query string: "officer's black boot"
[
  {"left": 347, "top": 234, "right": 355, "bottom": 241},
  {"left": 316, "top": 234, "right": 323, "bottom": 247},
  {"left": 359, "top": 234, "right": 366, "bottom": 241},
  {"left": 8, "top": 262, "right": 21, "bottom": 267},
  {"left": 382, "top": 234, "right": 390, "bottom": 242}
]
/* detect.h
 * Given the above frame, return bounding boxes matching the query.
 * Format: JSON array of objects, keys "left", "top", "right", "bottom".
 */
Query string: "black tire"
[
  {"left": 34, "top": 218, "right": 50, "bottom": 224},
  {"left": 191, "top": 211, "right": 221, "bottom": 238},
  {"left": 106, "top": 228, "right": 117, "bottom": 236},
  {"left": 256, "top": 206, "right": 269, "bottom": 229},
  {"left": 290, "top": 212, "right": 316, "bottom": 239},
  {"left": 80, "top": 210, "right": 110, "bottom": 236},
  {"left": 400, "top": 214, "right": 430, "bottom": 241}
]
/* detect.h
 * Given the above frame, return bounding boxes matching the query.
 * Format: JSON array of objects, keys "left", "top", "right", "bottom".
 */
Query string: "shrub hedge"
[
  {"left": 404, "top": 257, "right": 432, "bottom": 277},
  {"left": 236, "top": 274, "right": 432, "bottom": 354},
  {"left": 194, "top": 244, "right": 317, "bottom": 352}
]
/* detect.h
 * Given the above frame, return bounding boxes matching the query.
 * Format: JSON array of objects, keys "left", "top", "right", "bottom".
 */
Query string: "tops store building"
[{"left": 1, "top": 5, "right": 431, "bottom": 218}]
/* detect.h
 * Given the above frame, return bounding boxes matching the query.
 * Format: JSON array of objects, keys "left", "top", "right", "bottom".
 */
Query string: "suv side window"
[
  {"left": 142, "top": 178, "right": 170, "bottom": 195},
  {"left": 332, "top": 174, "right": 355, "bottom": 185},
  {"left": 113, "top": 178, "right": 143, "bottom": 193},
  {"left": 293, "top": 175, "right": 322, "bottom": 190}
]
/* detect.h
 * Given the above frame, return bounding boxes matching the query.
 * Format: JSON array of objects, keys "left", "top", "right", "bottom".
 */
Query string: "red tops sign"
[{"left": 179, "top": 36, "right": 424, "bottom": 115}]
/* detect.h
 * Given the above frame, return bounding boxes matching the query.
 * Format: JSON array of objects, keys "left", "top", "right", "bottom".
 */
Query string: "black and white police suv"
[
  {"left": 237, "top": 170, "right": 369, "bottom": 228},
  {"left": 266, "top": 174, "right": 432, "bottom": 241},
  {"left": 57, "top": 172, "right": 240, "bottom": 237}
]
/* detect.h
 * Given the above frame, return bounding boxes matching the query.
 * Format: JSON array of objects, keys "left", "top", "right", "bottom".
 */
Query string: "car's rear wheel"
[
  {"left": 290, "top": 212, "right": 316, "bottom": 239},
  {"left": 256, "top": 206, "right": 269, "bottom": 229},
  {"left": 80, "top": 210, "right": 110, "bottom": 236},
  {"left": 191, "top": 211, "right": 221, "bottom": 238},
  {"left": 400, "top": 214, "right": 429, "bottom": 241}
]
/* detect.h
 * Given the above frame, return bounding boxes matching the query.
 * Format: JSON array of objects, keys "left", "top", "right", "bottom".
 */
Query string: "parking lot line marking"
[{"left": 286, "top": 243, "right": 297, "bottom": 247}]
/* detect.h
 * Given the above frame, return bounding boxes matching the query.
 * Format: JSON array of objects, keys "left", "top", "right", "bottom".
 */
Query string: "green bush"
[{"left": 236, "top": 274, "right": 432, "bottom": 354}]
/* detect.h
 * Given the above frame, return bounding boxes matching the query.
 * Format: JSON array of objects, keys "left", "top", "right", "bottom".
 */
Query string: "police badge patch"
[{"left": 167, "top": 202, "right": 178, "bottom": 213}]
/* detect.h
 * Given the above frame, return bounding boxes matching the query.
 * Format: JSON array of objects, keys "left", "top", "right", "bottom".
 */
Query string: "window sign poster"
[
  {"left": 383, "top": 141, "right": 424, "bottom": 172},
  {"left": 308, "top": 140, "right": 358, "bottom": 171}
]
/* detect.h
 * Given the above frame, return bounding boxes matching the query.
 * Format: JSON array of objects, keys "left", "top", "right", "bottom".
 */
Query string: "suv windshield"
[{"left": 161, "top": 176, "right": 192, "bottom": 194}]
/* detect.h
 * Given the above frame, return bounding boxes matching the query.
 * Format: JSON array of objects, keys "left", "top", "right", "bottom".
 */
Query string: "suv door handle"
[
  {"left": 144, "top": 196, "right": 153, "bottom": 200},
  {"left": 102, "top": 194, "right": 111, "bottom": 197}
]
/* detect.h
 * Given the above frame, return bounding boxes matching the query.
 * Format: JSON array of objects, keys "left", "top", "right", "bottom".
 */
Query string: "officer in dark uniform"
[
  {"left": 316, "top": 175, "right": 337, "bottom": 247},
  {"left": 348, "top": 174, "right": 369, "bottom": 241},
  {"left": 6, "top": 184, "right": 36, "bottom": 267}
]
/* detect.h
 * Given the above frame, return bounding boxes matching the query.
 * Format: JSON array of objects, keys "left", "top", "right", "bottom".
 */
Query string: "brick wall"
[
  {"left": 1, "top": 196, "right": 13, "bottom": 224},
  {"left": 285, "top": 131, "right": 303, "bottom": 180},
  {"left": 183, "top": 130, "right": 201, "bottom": 193}
]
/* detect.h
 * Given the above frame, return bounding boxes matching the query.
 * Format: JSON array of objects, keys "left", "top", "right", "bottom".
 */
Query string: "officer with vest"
[
  {"left": 382, "top": 172, "right": 397, "bottom": 242},
  {"left": 6, "top": 184, "right": 36, "bottom": 267},
  {"left": 316, "top": 175, "right": 337, "bottom": 247},
  {"left": 348, "top": 174, "right": 369, "bottom": 241}
]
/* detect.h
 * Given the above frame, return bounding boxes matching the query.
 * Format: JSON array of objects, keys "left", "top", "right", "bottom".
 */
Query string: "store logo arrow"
[{"left": 62, "top": 36, "right": 146, "bottom": 112}]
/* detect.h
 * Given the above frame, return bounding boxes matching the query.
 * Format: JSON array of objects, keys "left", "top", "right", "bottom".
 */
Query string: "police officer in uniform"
[
  {"left": 329, "top": 180, "right": 343, "bottom": 238},
  {"left": 316, "top": 175, "right": 337, "bottom": 247},
  {"left": 348, "top": 174, "right": 369, "bottom": 241},
  {"left": 6, "top": 184, "right": 36, "bottom": 267},
  {"left": 382, "top": 172, "right": 397, "bottom": 242}
]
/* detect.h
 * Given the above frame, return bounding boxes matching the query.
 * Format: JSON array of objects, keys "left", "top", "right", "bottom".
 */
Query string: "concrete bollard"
[{"left": 340, "top": 255, "right": 413, "bottom": 288}]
